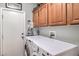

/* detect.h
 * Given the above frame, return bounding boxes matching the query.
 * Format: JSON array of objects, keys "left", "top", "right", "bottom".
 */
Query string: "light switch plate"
[{"left": 49, "top": 31, "right": 56, "bottom": 39}]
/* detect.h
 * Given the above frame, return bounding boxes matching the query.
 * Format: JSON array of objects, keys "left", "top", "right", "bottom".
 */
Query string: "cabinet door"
[
  {"left": 38, "top": 4, "right": 47, "bottom": 27},
  {"left": 67, "top": 3, "right": 79, "bottom": 24},
  {"left": 48, "top": 3, "right": 66, "bottom": 25},
  {"left": 33, "top": 9, "right": 39, "bottom": 27}
]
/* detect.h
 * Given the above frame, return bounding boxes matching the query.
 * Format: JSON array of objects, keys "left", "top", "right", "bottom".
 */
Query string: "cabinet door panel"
[
  {"left": 70, "top": 3, "right": 79, "bottom": 24},
  {"left": 48, "top": 4, "right": 56, "bottom": 25},
  {"left": 73, "top": 4, "right": 79, "bottom": 20},
  {"left": 33, "top": 10, "right": 39, "bottom": 27},
  {"left": 68, "top": 4, "right": 79, "bottom": 24},
  {"left": 39, "top": 4, "right": 47, "bottom": 27},
  {"left": 48, "top": 3, "right": 66, "bottom": 25}
]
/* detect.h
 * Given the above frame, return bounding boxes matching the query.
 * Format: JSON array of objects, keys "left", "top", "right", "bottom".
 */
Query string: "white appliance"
[
  {"left": 26, "top": 36, "right": 78, "bottom": 56},
  {"left": 0, "top": 8, "right": 25, "bottom": 56}
]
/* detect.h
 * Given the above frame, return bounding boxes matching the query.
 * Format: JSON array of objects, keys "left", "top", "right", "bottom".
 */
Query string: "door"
[
  {"left": 38, "top": 4, "right": 47, "bottom": 27},
  {"left": 67, "top": 3, "right": 79, "bottom": 24},
  {"left": 48, "top": 3, "right": 66, "bottom": 25},
  {"left": 2, "top": 9, "right": 25, "bottom": 56}
]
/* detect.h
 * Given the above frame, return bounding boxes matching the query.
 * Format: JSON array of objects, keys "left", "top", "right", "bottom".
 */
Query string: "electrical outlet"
[{"left": 49, "top": 31, "right": 56, "bottom": 39}]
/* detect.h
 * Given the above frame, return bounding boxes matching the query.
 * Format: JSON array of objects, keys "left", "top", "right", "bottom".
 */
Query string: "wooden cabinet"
[
  {"left": 67, "top": 3, "right": 79, "bottom": 24},
  {"left": 48, "top": 3, "right": 66, "bottom": 25},
  {"left": 33, "top": 8, "right": 39, "bottom": 27},
  {"left": 38, "top": 4, "right": 48, "bottom": 26},
  {"left": 33, "top": 4, "right": 47, "bottom": 27},
  {"left": 33, "top": 3, "right": 79, "bottom": 27}
]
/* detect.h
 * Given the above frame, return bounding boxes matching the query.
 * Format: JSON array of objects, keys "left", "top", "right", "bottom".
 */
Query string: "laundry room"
[{"left": 0, "top": 0, "right": 79, "bottom": 57}]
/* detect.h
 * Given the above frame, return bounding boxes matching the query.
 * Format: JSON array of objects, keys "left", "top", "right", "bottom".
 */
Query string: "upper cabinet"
[
  {"left": 48, "top": 3, "right": 66, "bottom": 25},
  {"left": 67, "top": 3, "right": 79, "bottom": 24},
  {"left": 38, "top": 4, "right": 48, "bottom": 27},
  {"left": 33, "top": 3, "right": 79, "bottom": 27},
  {"left": 33, "top": 8, "right": 39, "bottom": 27},
  {"left": 33, "top": 3, "right": 67, "bottom": 27}
]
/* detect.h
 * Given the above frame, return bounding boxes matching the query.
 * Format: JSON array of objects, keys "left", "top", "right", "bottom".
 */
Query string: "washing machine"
[
  {"left": 25, "top": 39, "right": 34, "bottom": 56},
  {"left": 25, "top": 39, "right": 40, "bottom": 56}
]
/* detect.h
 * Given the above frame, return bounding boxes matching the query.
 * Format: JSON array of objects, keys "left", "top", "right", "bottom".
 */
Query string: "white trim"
[{"left": 1, "top": 8, "right": 25, "bottom": 14}]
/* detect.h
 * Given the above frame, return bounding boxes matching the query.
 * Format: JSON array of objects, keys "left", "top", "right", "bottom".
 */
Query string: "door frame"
[{"left": 0, "top": 8, "right": 26, "bottom": 56}]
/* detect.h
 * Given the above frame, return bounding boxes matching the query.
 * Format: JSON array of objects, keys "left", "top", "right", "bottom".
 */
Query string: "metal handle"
[
  {"left": 21, "top": 33, "right": 24, "bottom": 40},
  {"left": 21, "top": 33, "right": 24, "bottom": 35},
  {"left": 21, "top": 36, "right": 24, "bottom": 39}
]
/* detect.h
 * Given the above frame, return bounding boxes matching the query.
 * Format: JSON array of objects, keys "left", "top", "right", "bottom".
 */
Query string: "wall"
[
  {"left": 22, "top": 3, "right": 37, "bottom": 35},
  {"left": 39, "top": 25, "right": 79, "bottom": 46}
]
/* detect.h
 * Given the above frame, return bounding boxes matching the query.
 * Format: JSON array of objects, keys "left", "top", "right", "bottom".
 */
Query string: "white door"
[{"left": 2, "top": 9, "right": 25, "bottom": 56}]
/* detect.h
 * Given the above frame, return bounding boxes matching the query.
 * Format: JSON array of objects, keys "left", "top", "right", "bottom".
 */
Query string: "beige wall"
[
  {"left": 39, "top": 25, "right": 79, "bottom": 46},
  {"left": 22, "top": 3, "right": 37, "bottom": 35}
]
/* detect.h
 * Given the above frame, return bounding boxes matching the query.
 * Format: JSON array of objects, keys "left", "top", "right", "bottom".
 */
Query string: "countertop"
[{"left": 26, "top": 35, "right": 78, "bottom": 56}]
